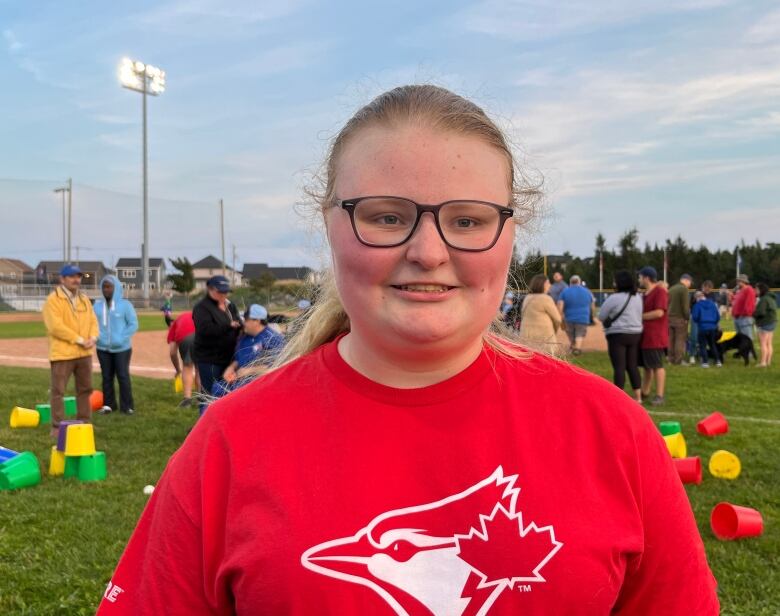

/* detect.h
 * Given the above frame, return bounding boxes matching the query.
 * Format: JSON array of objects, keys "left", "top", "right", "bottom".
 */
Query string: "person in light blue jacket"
[{"left": 93, "top": 274, "right": 138, "bottom": 414}]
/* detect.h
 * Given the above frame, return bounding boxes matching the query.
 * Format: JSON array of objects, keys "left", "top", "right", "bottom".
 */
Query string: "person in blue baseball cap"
[
  {"left": 41, "top": 263, "right": 99, "bottom": 436},
  {"left": 638, "top": 265, "right": 669, "bottom": 405}
]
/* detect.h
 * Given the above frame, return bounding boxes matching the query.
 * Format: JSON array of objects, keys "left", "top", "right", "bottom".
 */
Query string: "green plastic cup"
[
  {"left": 35, "top": 403, "right": 52, "bottom": 424},
  {"left": 77, "top": 452, "right": 107, "bottom": 482},
  {"left": 0, "top": 451, "right": 41, "bottom": 490},
  {"left": 63, "top": 456, "right": 80, "bottom": 478},
  {"left": 63, "top": 396, "right": 77, "bottom": 417},
  {"left": 659, "top": 421, "right": 682, "bottom": 436}
]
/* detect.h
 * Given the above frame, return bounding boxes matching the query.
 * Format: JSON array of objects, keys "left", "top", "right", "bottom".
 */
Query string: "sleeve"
[
  {"left": 612, "top": 419, "right": 719, "bottom": 614},
  {"left": 89, "top": 300, "right": 100, "bottom": 340},
  {"left": 125, "top": 303, "right": 139, "bottom": 337},
  {"left": 42, "top": 296, "right": 81, "bottom": 344},
  {"left": 691, "top": 303, "right": 700, "bottom": 324},
  {"left": 544, "top": 296, "right": 562, "bottom": 329},
  {"left": 598, "top": 296, "right": 614, "bottom": 322}
]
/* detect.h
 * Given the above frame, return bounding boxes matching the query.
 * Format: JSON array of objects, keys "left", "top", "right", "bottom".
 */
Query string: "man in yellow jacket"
[{"left": 42, "top": 264, "right": 99, "bottom": 435}]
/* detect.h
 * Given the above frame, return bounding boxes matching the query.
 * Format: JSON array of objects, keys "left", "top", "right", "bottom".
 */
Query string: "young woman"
[
  {"left": 97, "top": 86, "right": 717, "bottom": 615},
  {"left": 518, "top": 273, "right": 561, "bottom": 354},
  {"left": 754, "top": 282, "right": 777, "bottom": 367},
  {"left": 598, "top": 270, "right": 644, "bottom": 402}
]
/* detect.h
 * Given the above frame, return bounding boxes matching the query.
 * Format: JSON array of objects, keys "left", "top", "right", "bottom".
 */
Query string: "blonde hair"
[{"left": 273, "top": 85, "right": 544, "bottom": 369}]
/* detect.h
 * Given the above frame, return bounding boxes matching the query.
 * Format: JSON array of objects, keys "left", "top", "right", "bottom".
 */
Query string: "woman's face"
[{"left": 326, "top": 125, "right": 515, "bottom": 357}]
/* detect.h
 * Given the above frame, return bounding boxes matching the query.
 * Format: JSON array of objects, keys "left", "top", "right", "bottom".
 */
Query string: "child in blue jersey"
[
  {"left": 210, "top": 304, "right": 285, "bottom": 397},
  {"left": 691, "top": 291, "right": 721, "bottom": 367}
]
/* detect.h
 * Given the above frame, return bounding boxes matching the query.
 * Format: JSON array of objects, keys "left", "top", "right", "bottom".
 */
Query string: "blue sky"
[{"left": 1, "top": 0, "right": 779, "bottom": 270}]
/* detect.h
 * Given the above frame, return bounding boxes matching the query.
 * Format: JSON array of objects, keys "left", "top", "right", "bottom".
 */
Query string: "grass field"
[
  {"left": 0, "top": 327, "right": 778, "bottom": 613},
  {"left": 0, "top": 313, "right": 171, "bottom": 339}
]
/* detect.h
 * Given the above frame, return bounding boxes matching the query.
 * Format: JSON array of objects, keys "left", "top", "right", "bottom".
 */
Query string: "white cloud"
[
  {"left": 2, "top": 28, "right": 22, "bottom": 52},
  {"left": 745, "top": 8, "right": 780, "bottom": 43}
]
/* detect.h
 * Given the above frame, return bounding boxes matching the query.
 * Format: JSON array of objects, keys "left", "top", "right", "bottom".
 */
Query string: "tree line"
[{"left": 511, "top": 230, "right": 780, "bottom": 290}]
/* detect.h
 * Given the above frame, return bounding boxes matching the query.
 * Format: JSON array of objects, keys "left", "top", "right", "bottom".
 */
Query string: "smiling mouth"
[{"left": 391, "top": 284, "right": 455, "bottom": 292}]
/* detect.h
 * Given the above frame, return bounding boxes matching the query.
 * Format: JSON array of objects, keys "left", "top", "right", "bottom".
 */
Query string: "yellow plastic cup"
[
  {"left": 49, "top": 446, "right": 66, "bottom": 476},
  {"left": 174, "top": 374, "right": 183, "bottom": 393},
  {"left": 63, "top": 423, "right": 96, "bottom": 457},
  {"left": 709, "top": 450, "right": 741, "bottom": 479},
  {"left": 663, "top": 432, "right": 687, "bottom": 459},
  {"left": 9, "top": 406, "right": 40, "bottom": 428}
]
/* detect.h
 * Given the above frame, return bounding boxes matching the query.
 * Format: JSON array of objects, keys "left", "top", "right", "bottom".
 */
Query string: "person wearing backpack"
[{"left": 599, "top": 270, "right": 644, "bottom": 402}]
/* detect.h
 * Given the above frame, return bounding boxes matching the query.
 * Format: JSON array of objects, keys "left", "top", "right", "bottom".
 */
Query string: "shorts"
[
  {"left": 178, "top": 333, "right": 195, "bottom": 365},
  {"left": 758, "top": 322, "right": 777, "bottom": 333},
  {"left": 565, "top": 322, "right": 588, "bottom": 339},
  {"left": 640, "top": 348, "right": 665, "bottom": 370}
]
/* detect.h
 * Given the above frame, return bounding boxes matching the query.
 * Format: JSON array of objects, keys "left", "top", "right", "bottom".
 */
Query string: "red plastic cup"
[
  {"left": 674, "top": 457, "right": 702, "bottom": 484},
  {"left": 710, "top": 502, "right": 764, "bottom": 540},
  {"left": 697, "top": 412, "right": 729, "bottom": 436}
]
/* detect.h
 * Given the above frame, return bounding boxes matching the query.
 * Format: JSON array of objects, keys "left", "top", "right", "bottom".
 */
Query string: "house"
[
  {"left": 546, "top": 254, "right": 574, "bottom": 273},
  {"left": 0, "top": 258, "right": 34, "bottom": 284},
  {"left": 34, "top": 261, "right": 110, "bottom": 290},
  {"left": 242, "top": 263, "right": 313, "bottom": 284},
  {"left": 192, "top": 255, "right": 243, "bottom": 290},
  {"left": 115, "top": 258, "right": 167, "bottom": 292}
]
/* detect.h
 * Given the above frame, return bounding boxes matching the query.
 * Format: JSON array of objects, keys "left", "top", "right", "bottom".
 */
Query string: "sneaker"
[
  {"left": 572, "top": 348, "right": 582, "bottom": 356},
  {"left": 701, "top": 363, "right": 710, "bottom": 368},
  {"left": 716, "top": 362, "right": 722, "bottom": 367},
  {"left": 688, "top": 356, "right": 696, "bottom": 365},
  {"left": 121, "top": 408, "right": 135, "bottom": 415},
  {"left": 651, "top": 395, "right": 665, "bottom": 406},
  {"left": 177, "top": 397, "right": 192, "bottom": 408},
  {"left": 97, "top": 405, "right": 113, "bottom": 415}
]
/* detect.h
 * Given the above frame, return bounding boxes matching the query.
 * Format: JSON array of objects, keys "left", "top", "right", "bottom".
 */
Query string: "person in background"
[
  {"left": 517, "top": 274, "right": 561, "bottom": 354},
  {"left": 167, "top": 311, "right": 200, "bottom": 407},
  {"left": 160, "top": 292, "right": 174, "bottom": 327},
  {"left": 557, "top": 274, "right": 594, "bottom": 355},
  {"left": 667, "top": 274, "right": 692, "bottom": 365},
  {"left": 211, "top": 304, "right": 286, "bottom": 397},
  {"left": 99, "top": 84, "right": 717, "bottom": 615},
  {"left": 192, "top": 275, "right": 242, "bottom": 415},
  {"left": 754, "top": 282, "right": 777, "bottom": 367},
  {"left": 717, "top": 283, "right": 730, "bottom": 317},
  {"left": 691, "top": 291, "right": 721, "bottom": 368},
  {"left": 599, "top": 270, "right": 644, "bottom": 402},
  {"left": 638, "top": 266, "right": 668, "bottom": 405},
  {"left": 732, "top": 274, "right": 756, "bottom": 339},
  {"left": 42, "top": 265, "right": 99, "bottom": 437},
  {"left": 94, "top": 275, "right": 138, "bottom": 415},
  {"left": 548, "top": 271, "right": 567, "bottom": 304}
]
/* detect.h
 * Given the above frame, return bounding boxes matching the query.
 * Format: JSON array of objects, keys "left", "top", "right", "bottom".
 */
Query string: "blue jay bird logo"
[{"left": 301, "top": 467, "right": 562, "bottom": 615}]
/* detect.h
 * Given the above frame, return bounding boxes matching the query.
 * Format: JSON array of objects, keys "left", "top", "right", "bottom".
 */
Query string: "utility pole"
[
  {"left": 67, "top": 178, "right": 72, "bottom": 262},
  {"left": 220, "top": 199, "right": 226, "bottom": 277},
  {"left": 54, "top": 185, "right": 68, "bottom": 261},
  {"left": 232, "top": 244, "right": 237, "bottom": 288}
]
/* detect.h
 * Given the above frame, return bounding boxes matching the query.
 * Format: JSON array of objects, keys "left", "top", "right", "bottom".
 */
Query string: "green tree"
[
  {"left": 167, "top": 257, "right": 195, "bottom": 295},
  {"left": 248, "top": 271, "right": 277, "bottom": 306}
]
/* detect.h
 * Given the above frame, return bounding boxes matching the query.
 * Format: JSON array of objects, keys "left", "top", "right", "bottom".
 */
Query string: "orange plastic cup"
[
  {"left": 673, "top": 457, "right": 702, "bottom": 484},
  {"left": 710, "top": 502, "right": 763, "bottom": 540},
  {"left": 697, "top": 412, "right": 729, "bottom": 436}
]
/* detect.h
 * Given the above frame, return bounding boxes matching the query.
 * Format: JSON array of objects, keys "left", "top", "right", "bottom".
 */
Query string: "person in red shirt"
[
  {"left": 731, "top": 273, "right": 756, "bottom": 340},
  {"left": 166, "top": 311, "right": 199, "bottom": 407},
  {"left": 638, "top": 266, "right": 669, "bottom": 406},
  {"left": 97, "top": 86, "right": 718, "bottom": 615}
]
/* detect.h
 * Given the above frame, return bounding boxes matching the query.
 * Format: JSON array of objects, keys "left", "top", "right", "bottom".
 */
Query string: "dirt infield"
[{"left": 0, "top": 323, "right": 608, "bottom": 380}]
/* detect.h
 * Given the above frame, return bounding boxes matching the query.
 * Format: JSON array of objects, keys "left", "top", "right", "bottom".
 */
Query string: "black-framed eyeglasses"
[{"left": 337, "top": 196, "right": 514, "bottom": 252}]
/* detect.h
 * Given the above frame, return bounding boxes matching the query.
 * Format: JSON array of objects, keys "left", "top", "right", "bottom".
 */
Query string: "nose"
[{"left": 404, "top": 213, "right": 450, "bottom": 269}]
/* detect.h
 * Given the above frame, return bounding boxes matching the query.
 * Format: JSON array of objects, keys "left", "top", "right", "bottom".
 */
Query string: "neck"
[{"left": 338, "top": 330, "right": 484, "bottom": 389}]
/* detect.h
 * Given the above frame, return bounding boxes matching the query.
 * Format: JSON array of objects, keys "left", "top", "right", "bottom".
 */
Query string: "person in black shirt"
[{"left": 192, "top": 275, "right": 242, "bottom": 415}]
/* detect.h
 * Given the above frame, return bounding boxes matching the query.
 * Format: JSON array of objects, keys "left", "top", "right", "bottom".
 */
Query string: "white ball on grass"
[{"left": 143, "top": 484, "right": 155, "bottom": 495}]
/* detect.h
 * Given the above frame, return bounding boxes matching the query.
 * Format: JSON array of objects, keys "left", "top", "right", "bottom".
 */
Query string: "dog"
[{"left": 716, "top": 330, "right": 757, "bottom": 366}]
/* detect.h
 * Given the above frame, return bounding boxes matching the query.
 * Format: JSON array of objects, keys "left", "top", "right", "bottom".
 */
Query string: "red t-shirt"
[
  {"left": 97, "top": 339, "right": 718, "bottom": 615},
  {"left": 166, "top": 312, "right": 195, "bottom": 344},
  {"left": 731, "top": 285, "right": 756, "bottom": 318},
  {"left": 641, "top": 285, "right": 669, "bottom": 349}
]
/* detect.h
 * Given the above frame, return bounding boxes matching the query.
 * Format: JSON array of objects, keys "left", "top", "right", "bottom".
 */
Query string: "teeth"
[{"left": 398, "top": 285, "right": 449, "bottom": 292}]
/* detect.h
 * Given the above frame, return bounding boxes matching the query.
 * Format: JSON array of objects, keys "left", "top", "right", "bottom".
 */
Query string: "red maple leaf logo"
[{"left": 455, "top": 504, "right": 562, "bottom": 588}]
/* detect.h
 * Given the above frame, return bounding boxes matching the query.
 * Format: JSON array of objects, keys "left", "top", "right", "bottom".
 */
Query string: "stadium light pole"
[
  {"left": 119, "top": 57, "right": 166, "bottom": 306},
  {"left": 53, "top": 185, "right": 68, "bottom": 261}
]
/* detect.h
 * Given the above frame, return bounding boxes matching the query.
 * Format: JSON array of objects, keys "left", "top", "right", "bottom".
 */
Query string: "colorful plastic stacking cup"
[
  {"left": 89, "top": 390, "right": 104, "bottom": 412},
  {"left": 174, "top": 374, "right": 183, "bottom": 393},
  {"left": 63, "top": 423, "right": 96, "bottom": 457},
  {"left": 709, "top": 449, "right": 741, "bottom": 479},
  {"left": 9, "top": 406, "right": 40, "bottom": 428},
  {"left": 49, "top": 446, "right": 66, "bottom": 476},
  {"left": 0, "top": 451, "right": 41, "bottom": 490},
  {"left": 710, "top": 502, "right": 763, "bottom": 540},
  {"left": 673, "top": 457, "right": 702, "bottom": 485},
  {"left": 63, "top": 396, "right": 77, "bottom": 417},
  {"left": 35, "top": 403, "right": 51, "bottom": 424},
  {"left": 64, "top": 456, "right": 80, "bottom": 478},
  {"left": 663, "top": 432, "right": 687, "bottom": 459},
  {"left": 697, "top": 412, "right": 729, "bottom": 436},
  {"left": 0, "top": 446, "right": 19, "bottom": 463},
  {"left": 56, "top": 420, "right": 85, "bottom": 452},
  {"left": 659, "top": 421, "right": 682, "bottom": 436},
  {"left": 77, "top": 452, "right": 107, "bottom": 482}
]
